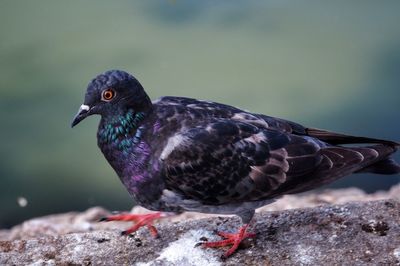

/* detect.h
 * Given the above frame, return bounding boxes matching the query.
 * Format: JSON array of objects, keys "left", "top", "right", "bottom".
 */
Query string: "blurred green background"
[{"left": 1, "top": 1, "right": 399, "bottom": 228}]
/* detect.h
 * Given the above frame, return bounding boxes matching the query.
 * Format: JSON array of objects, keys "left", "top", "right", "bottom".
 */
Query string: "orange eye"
[{"left": 102, "top": 89, "right": 115, "bottom": 101}]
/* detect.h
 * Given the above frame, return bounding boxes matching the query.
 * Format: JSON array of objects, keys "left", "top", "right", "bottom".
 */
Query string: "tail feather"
[
  {"left": 267, "top": 143, "right": 399, "bottom": 198},
  {"left": 305, "top": 127, "right": 399, "bottom": 175},
  {"left": 358, "top": 158, "right": 400, "bottom": 175},
  {"left": 350, "top": 144, "right": 400, "bottom": 175},
  {"left": 306, "top": 127, "right": 400, "bottom": 147}
]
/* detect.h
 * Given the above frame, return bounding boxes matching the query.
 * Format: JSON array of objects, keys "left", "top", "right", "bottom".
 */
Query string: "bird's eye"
[{"left": 102, "top": 89, "right": 116, "bottom": 101}]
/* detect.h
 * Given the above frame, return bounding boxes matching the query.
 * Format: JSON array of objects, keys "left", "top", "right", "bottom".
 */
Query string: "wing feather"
[
  {"left": 161, "top": 119, "right": 323, "bottom": 204},
  {"left": 154, "top": 98, "right": 399, "bottom": 208}
]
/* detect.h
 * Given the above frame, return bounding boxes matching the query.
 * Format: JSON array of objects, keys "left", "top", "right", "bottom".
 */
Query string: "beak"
[{"left": 71, "top": 104, "right": 91, "bottom": 128}]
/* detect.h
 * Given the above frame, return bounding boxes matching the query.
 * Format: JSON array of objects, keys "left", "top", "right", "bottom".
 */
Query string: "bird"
[{"left": 71, "top": 69, "right": 400, "bottom": 258}]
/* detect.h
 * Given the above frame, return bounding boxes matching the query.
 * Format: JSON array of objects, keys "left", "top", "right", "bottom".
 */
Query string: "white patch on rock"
[
  {"left": 136, "top": 230, "right": 221, "bottom": 266},
  {"left": 28, "top": 259, "right": 56, "bottom": 266},
  {"left": 160, "top": 134, "right": 188, "bottom": 160},
  {"left": 293, "top": 244, "right": 320, "bottom": 265},
  {"left": 328, "top": 234, "right": 338, "bottom": 243},
  {"left": 65, "top": 234, "right": 86, "bottom": 261},
  {"left": 394, "top": 247, "right": 400, "bottom": 260}
]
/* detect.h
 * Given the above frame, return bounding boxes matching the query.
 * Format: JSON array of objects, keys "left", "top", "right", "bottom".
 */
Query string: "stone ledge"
[{"left": 1, "top": 198, "right": 400, "bottom": 265}]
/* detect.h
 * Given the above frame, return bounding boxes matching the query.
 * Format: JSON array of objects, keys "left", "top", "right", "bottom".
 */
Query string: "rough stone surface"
[{"left": 1, "top": 187, "right": 400, "bottom": 265}]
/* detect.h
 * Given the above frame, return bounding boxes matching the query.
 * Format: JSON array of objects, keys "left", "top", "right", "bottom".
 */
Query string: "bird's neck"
[
  {"left": 97, "top": 109, "right": 147, "bottom": 151},
  {"left": 97, "top": 109, "right": 158, "bottom": 199}
]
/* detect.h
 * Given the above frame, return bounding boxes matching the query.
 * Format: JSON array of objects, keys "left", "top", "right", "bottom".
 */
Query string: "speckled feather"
[{"left": 74, "top": 70, "right": 400, "bottom": 223}]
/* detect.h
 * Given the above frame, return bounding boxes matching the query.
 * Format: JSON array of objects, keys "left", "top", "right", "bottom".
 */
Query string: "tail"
[
  {"left": 306, "top": 127, "right": 400, "bottom": 175},
  {"left": 357, "top": 158, "right": 400, "bottom": 174},
  {"left": 306, "top": 127, "right": 400, "bottom": 147},
  {"left": 266, "top": 133, "right": 399, "bottom": 198}
]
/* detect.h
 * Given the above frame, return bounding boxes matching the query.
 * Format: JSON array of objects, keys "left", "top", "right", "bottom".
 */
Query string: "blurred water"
[{"left": 0, "top": 1, "right": 399, "bottom": 228}]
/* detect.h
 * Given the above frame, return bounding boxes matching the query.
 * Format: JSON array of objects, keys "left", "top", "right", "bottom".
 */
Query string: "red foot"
[
  {"left": 100, "top": 212, "right": 165, "bottom": 238},
  {"left": 201, "top": 224, "right": 256, "bottom": 258}
]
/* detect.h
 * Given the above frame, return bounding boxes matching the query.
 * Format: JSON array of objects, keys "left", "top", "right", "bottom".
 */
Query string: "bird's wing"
[
  {"left": 155, "top": 99, "right": 399, "bottom": 204},
  {"left": 160, "top": 119, "right": 333, "bottom": 205}
]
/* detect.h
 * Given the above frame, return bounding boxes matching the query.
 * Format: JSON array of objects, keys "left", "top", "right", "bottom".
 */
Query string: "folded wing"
[{"left": 162, "top": 119, "right": 393, "bottom": 205}]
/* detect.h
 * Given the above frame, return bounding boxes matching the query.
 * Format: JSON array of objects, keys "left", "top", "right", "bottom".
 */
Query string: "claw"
[
  {"left": 100, "top": 212, "right": 169, "bottom": 238},
  {"left": 199, "top": 224, "right": 255, "bottom": 258},
  {"left": 194, "top": 242, "right": 204, "bottom": 248},
  {"left": 220, "top": 254, "right": 228, "bottom": 261}
]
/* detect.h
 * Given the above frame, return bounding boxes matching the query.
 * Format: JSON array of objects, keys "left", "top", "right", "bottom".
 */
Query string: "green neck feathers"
[{"left": 98, "top": 109, "right": 146, "bottom": 150}]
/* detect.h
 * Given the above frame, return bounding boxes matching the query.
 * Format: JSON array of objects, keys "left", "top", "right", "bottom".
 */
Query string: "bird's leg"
[
  {"left": 100, "top": 212, "right": 173, "bottom": 238},
  {"left": 200, "top": 223, "right": 256, "bottom": 259}
]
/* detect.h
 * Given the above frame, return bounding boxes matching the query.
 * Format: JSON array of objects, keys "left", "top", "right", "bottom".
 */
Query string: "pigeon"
[{"left": 72, "top": 70, "right": 400, "bottom": 258}]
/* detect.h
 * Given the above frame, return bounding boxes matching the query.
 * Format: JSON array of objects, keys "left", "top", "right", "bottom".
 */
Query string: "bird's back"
[{"left": 150, "top": 96, "right": 399, "bottom": 213}]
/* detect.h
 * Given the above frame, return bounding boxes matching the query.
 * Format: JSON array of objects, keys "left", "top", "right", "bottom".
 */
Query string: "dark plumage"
[{"left": 72, "top": 69, "right": 400, "bottom": 258}]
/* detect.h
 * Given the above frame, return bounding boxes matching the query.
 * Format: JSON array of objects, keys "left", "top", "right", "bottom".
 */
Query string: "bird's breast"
[{"left": 98, "top": 134, "right": 167, "bottom": 209}]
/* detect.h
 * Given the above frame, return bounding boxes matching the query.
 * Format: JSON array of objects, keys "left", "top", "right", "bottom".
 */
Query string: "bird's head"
[{"left": 71, "top": 70, "right": 151, "bottom": 127}]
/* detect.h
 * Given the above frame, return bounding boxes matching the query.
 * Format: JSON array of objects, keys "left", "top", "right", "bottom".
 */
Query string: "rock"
[
  {"left": 2, "top": 185, "right": 399, "bottom": 242},
  {"left": 0, "top": 207, "right": 111, "bottom": 241},
  {"left": 1, "top": 197, "right": 400, "bottom": 265}
]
